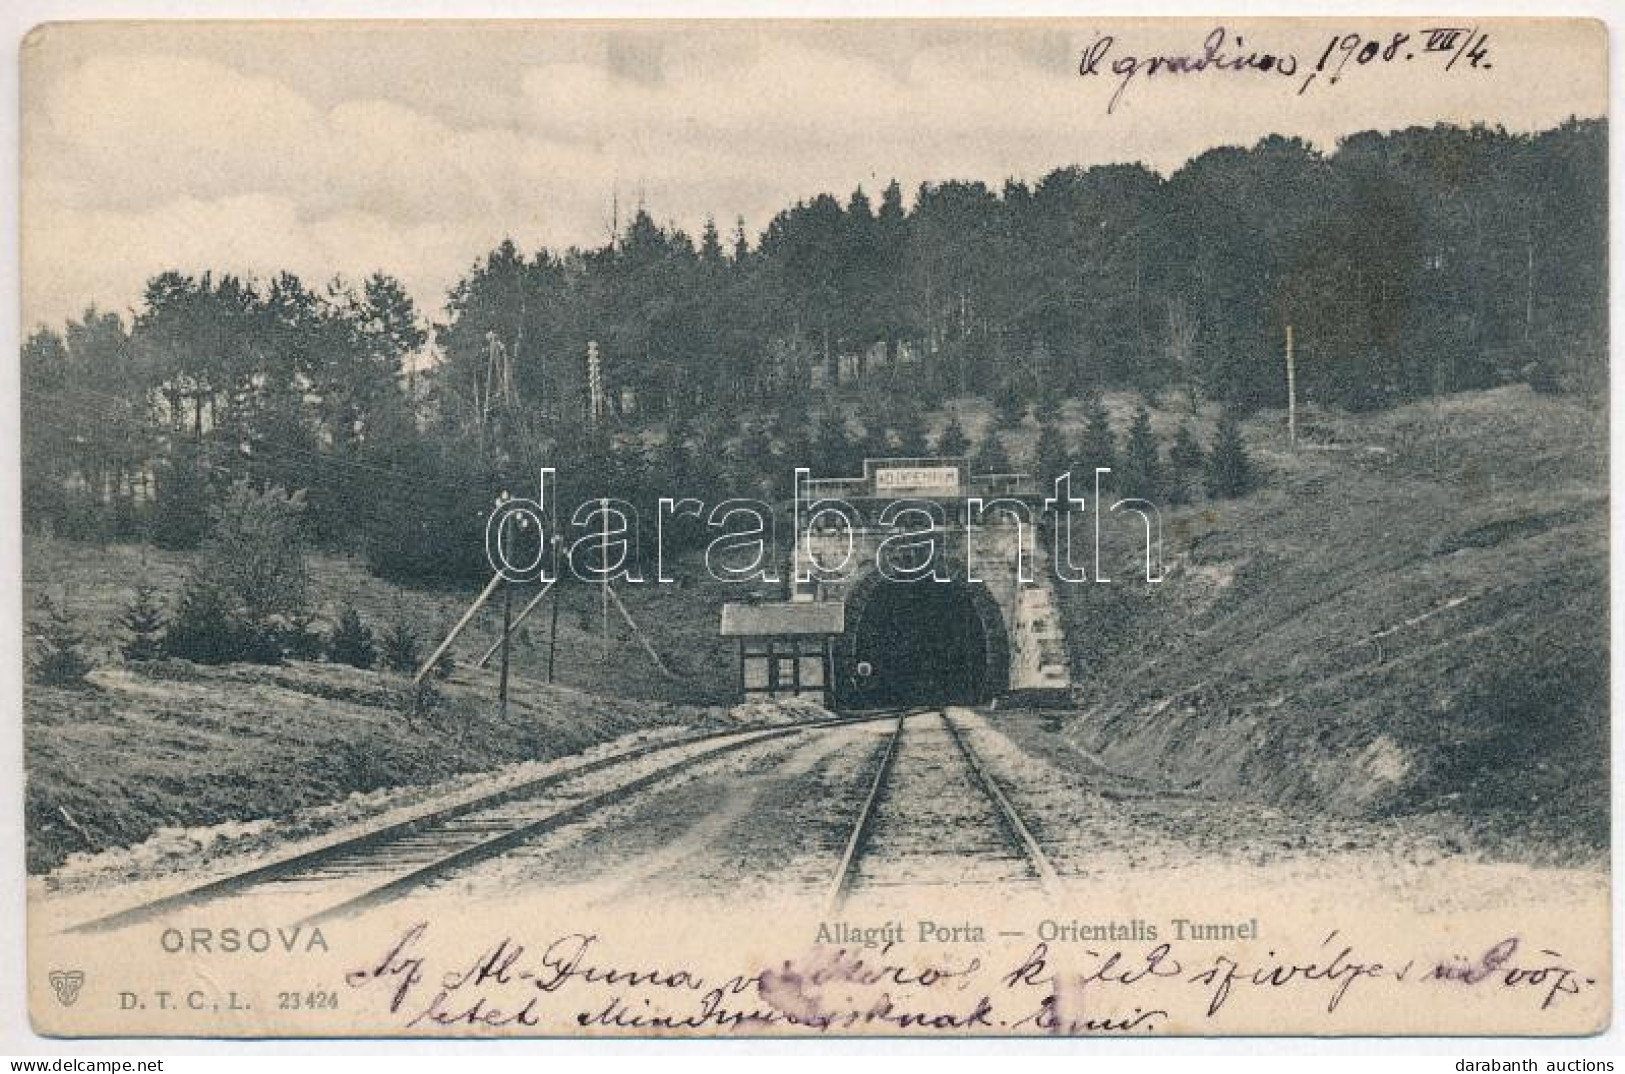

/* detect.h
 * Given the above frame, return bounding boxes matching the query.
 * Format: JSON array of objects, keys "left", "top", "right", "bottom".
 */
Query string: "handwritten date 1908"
[
  {"left": 1079, "top": 25, "right": 1494, "bottom": 114},
  {"left": 1298, "top": 26, "right": 1493, "bottom": 97}
]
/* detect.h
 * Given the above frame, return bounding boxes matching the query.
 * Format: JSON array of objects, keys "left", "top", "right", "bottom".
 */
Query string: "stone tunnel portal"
[{"left": 837, "top": 575, "right": 1010, "bottom": 708}]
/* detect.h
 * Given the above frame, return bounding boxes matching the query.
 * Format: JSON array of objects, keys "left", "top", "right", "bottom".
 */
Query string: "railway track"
[
  {"left": 825, "top": 707, "right": 1061, "bottom": 912},
  {"left": 73, "top": 709, "right": 907, "bottom": 933}
]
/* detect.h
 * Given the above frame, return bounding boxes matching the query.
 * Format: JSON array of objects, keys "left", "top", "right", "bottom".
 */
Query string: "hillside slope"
[{"left": 1053, "top": 386, "right": 1608, "bottom": 857}]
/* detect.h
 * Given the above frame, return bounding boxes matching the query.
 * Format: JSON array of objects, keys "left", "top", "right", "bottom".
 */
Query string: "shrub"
[
  {"left": 993, "top": 378, "right": 1027, "bottom": 425},
  {"left": 109, "top": 494, "right": 140, "bottom": 540},
  {"left": 1076, "top": 397, "right": 1118, "bottom": 492},
  {"left": 165, "top": 480, "right": 310, "bottom": 664},
  {"left": 151, "top": 451, "right": 212, "bottom": 551},
  {"left": 398, "top": 676, "right": 445, "bottom": 729},
  {"left": 1205, "top": 415, "right": 1259, "bottom": 499},
  {"left": 934, "top": 416, "right": 970, "bottom": 457},
  {"left": 119, "top": 583, "right": 166, "bottom": 662},
  {"left": 327, "top": 606, "right": 376, "bottom": 669},
  {"left": 1167, "top": 424, "right": 1206, "bottom": 505},
  {"left": 1031, "top": 421, "right": 1070, "bottom": 488},
  {"left": 27, "top": 594, "right": 93, "bottom": 687},
  {"left": 381, "top": 620, "right": 421, "bottom": 674},
  {"left": 888, "top": 406, "right": 929, "bottom": 457},
  {"left": 972, "top": 431, "right": 1011, "bottom": 473},
  {"left": 194, "top": 481, "right": 310, "bottom": 624},
  {"left": 162, "top": 584, "right": 283, "bottom": 665},
  {"left": 1118, "top": 407, "right": 1164, "bottom": 501},
  {"left": 282, "top": 612, "right": 325, "bottom": 661}
]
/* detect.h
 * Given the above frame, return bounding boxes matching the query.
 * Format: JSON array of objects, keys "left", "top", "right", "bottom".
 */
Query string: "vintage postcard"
[{"left": 17, "top": 16, "right": 1610, "bottom": 1038}]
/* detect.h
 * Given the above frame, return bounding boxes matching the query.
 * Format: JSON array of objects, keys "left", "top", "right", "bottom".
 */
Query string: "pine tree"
[
  {"left": 699, "top": 216, "right": 725, "bottom": 266},
  {"left": 1076, "top": 397, "right": 1118, "bottom": 491},
  {"left": 773, "top": 419, "right": 815, "bottom": 494},
  {"left": 812, "top": 411, "right": 854, "bottom": 475},
  {"left": 1032, "top": 420, "right": 1071, "bottom": 488},
  {"left": 1168, "top": 423, "right": 1206, "bottom": 504},
  {"left": 283, "top": 611, "right": 325, "bottom": 660},
  {"left": 934, "top": 416, "right": 970, "bottom": 457},
  {"left": 327, "top": 606, "right": 377, "bottom": 669},
  {"left": 1119, "top": 406, "right": 1164, "bottom": 500},
  {"left": 889, "top": 405, "right": 929, "bottom": 457},
  {"left": 972, "top": 430, "right": 1011, "bottom": 473},
  {"left": 119, "top": 583, "right": 166, "bottom": 662},
  {"left": 28, "top": 593, "right": 92, "bottom": 686},
  {"left": 656, "top": 414, "right": 695, "bottom": 489},
  {"left": 854, "top": 414, "right": 890, "bottom": 465},
  {"left": 151, "top": 448, "right": 211, "bottom": 551},
  {"left": 731, "top": 422, "right": 773, "bottom": 496},
  {"left": 163, "top": 582, "right": 272, "bottom": 664},
  {"left": 993, "top": 378, "right": 1026, "bottom": 425},
  {"left": 166, "top": 481, "right": 308, "bottom": 664},
  {"left": 381, "top": 620, "right": 421, "bottom": 674},
  {"left": 1206, "top": 415, "right": 1258, "bottom": 499}
]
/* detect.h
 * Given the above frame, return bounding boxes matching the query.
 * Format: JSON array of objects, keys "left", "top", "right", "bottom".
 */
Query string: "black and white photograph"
[{"left": 5, "top": 12, "right": 1615, "bottom": 1045}]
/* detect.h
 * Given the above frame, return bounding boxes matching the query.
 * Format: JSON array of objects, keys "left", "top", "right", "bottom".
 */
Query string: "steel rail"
[
  {"left": 823, "top": 708, "right": 913, "bottom": 915},
  {"left": 940, "top": 708, "right": 1063, "bottom": 896},
  {"left": 73, "top": 709, "right": 905, "bottom": 933}
]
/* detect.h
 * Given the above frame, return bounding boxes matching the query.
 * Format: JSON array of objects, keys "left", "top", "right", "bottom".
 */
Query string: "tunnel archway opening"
[{"left": 839, "top": 578, "right": 1007, "bottom": 708}]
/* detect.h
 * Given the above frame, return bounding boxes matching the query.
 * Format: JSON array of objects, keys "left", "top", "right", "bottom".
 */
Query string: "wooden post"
[
  {"left": 475, "top": 578, "right": 555, "bottom": 668},
  {"left": 498, "top": 583, "right": 513, "bottom": 722},
  {"left": 547, "top": 583, "right": 560, "bottom": 683},
  {"left": 414, "top": 572, "right": 503, "bottom": 685},
  {"left": 1286, "top": 324, "right": 1297, "bottom": 449},
  {"left": 599, "top": 497, "right": 610, "bottom": 665},
  {"left": 605, "top": 583, "right": 676, "bottom": 680}
]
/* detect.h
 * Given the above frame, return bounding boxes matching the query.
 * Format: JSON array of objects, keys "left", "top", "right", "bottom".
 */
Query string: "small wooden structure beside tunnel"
[{"left": 719, "top": 600, "right": 845, "bottom": 708}]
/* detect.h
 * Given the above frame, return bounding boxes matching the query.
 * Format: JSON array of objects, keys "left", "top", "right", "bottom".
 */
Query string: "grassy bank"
[
  {"left": 21, "top": 538, "right": 742, "bottom": 873},
  {"left": 23, "top": 657, "right": 727, "bottom": 874},
  {"left": 1050, "top": 385, "right": 1609, "bottom": 858}
]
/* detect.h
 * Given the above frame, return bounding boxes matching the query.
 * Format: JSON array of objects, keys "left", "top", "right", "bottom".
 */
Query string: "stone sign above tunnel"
[
  {"left": 800, "top": 456, "right": 1039, "bottom": 504},
  {"left": 872, "top": 464, "right": 962, "bottom": 497}
]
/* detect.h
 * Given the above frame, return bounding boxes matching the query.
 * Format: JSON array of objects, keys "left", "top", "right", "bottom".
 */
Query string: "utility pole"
[
  {"left": 547, "top": 581, "right": 560, "bottom": 683},
  {"left": 547, "top": 527, "right": 560, "bottom": 684},
  {"left": 1285, "top": 324, "right": 1297, "bottom": 449},
  {"left": 498, "top": 582, "right": 512, "bottom": 722},
  {"left": 586, "top": 341, "right": 603, "bottom": 426},
  {"left": 600, "top": 496, "right": 609, "bottom": 665}
]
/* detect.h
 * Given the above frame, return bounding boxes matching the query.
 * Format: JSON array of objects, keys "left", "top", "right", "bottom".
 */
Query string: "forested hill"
[
  {"left": 21, "top": 119, "right": 1607, "bottom": 582},
  {"left": 441, "top": 117, "right": 1607, "bottom": 417}
]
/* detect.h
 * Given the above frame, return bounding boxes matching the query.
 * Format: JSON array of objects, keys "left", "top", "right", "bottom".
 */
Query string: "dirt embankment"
[
  {"left": 24, "top": 658, "right": 725, "bottom": 873},
  {"left": 1055, "top": 386, "right": 1608, "bottom": 859},
  {"left": 21, "top": 535, "right": 757, "bottom": 874}
]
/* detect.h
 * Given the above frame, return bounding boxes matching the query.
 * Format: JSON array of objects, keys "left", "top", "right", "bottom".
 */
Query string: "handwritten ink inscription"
[
  {"left": 343, "top": 924, "right": 1598, "bottom": 1034},
  {"left": 1080, "top": 25, "right": 1495, "bottom": 113}
]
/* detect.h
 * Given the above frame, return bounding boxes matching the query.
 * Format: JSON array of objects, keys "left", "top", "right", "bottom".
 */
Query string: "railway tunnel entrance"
[
  {"left": 720, "top": 457, "right": 1072, "bottom": 709},
  {"left": 837, "top": 574, "right": 1010, "bottom": 708}
]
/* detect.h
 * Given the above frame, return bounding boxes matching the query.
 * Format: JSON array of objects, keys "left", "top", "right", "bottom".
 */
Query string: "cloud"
[
  {"left": 23, "top": 193, "right": 510, "bottom": 333},
  {"left": 20, "top": 20, "right": 1607, "bottom": 332}
]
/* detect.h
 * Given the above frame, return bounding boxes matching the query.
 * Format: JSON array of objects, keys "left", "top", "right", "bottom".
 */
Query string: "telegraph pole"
[
  {"left": 600, "top": 497, "right": 609, "bottom": 664},
  {"left": 548, "top": 581, "right": 561, "bottom": 683},
  {"left": 587, "top": 341, "right": 608, "bottom": 664},
  {"left": 587, "top": 340, "right": 604, "bottom": 425},
  {"left": 547, "top": 527, "right": 560, "bottom": 684},
  {"left": 498, "top": 582, "right": 512, "bottom": 721},
  {"left": 1285, "top": 324, "right": 1297, "bottom": 449}
]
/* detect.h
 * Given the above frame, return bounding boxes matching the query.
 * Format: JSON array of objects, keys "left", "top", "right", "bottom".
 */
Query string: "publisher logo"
[{"left": 48, "top": 969, "right": 84, "bottom": 1006}]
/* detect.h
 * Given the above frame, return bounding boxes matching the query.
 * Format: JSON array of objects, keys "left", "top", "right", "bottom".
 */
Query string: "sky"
[{"left": 19, "top": 18, "right": 1608, "bottom": 334}]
